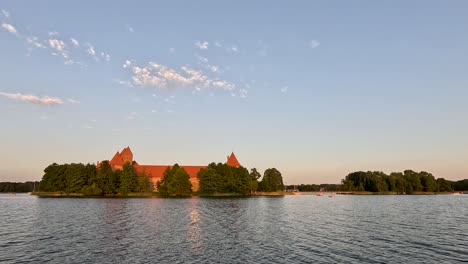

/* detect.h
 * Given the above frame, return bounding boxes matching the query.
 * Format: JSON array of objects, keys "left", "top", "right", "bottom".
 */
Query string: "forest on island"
[
  {"left": 27, "top": 162, "right": 468, "bottom": 195},
  {"left": 35, "top": 160, "right": 285, "bottom": 196},
  {"left": 341, "top": 170, "right": 456, "bottom": 193},
  {"left": 38, "top": 161, "right": 152, "bottom": 195}
]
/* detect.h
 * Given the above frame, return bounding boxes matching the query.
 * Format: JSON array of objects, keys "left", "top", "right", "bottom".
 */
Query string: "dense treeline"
[
  {"left": 39, "top": 161, "right": 152, "bottom": 195},
  {"left": 157, "top": 164, "right": 193, "bottom": 197},
  {"left": 452, "top": 179, "right": 468, "bottom": 191},
  {"left": 342, "top": 170, "right": 455, "bottom": 193},
  {"left": 286, "top": 184, "right": 341, "bottom": 192},
  {"left": 0, "top": 181, "right": 39, "bottom": 193},
  {"left": 197, "top": 164, "right": 284, "bottom": 195}
]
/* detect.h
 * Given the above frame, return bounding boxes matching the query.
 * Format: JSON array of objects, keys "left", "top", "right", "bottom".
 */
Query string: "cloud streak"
[
  {"left": 0, "top": 92, "right": 78, "bottom": 105},
  {"left": 1, "top": 23, "right": 17, "bottom": 34}
]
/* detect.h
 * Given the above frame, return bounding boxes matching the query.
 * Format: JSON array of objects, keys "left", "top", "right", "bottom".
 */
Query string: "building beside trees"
[
  {"left": 38, "top": 146, "right": 285, "bottom": 196},
  {"left": 98, "top": 147, "right": 241, "bottom": 191}
]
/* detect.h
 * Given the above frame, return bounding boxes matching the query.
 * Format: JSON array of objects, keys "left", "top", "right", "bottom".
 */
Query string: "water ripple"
[{"left": 0, "top": 194, "right": 467, "bottom": 263}]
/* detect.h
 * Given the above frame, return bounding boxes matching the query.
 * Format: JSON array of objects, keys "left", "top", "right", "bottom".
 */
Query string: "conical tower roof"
[{"left": 226, "top": 152, "right": 241, "bottom": 167}]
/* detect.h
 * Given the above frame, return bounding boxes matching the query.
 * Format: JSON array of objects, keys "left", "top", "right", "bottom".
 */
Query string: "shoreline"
[{"left": 29, "top": 191, "right": 466, "bottom": 198}]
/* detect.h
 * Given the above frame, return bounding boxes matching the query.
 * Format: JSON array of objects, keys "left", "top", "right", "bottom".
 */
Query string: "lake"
[{"left": 0, "top": 194, "right": 467, "bottom": 263}]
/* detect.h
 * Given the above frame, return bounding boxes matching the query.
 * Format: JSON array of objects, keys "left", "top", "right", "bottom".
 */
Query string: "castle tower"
[
  {"left": 226, "top": 152, "right": 241, "bottom": 167},
  {"left": 120, "top": 147, "right": 134, "bottom": 163}
]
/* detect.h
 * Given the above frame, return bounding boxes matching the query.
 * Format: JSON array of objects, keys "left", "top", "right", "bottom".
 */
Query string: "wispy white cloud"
[
  {"left": 48, "top": 38, "right": 72, "bottom": 63},
  {"left": 310, "top": 40, "right": 320, "bottom": 49},
  {"left": 48, "top": 31, "right": 59, "bottom": 36},
  {"left": 126, "top": 24, "right": 134, "bottom": 33},
  {"left": 239, "top": 89, "right": 248, "bottom": 98},
  {"left": 85, "top": 42, "right": 109, "bottom": 62},
  {"left": 26, "top": 36, "right": 46, "bottom": 48},
  {"left": 1, "top": 23, "right": 17, "bottom": 34},
  {"left": 195, "top": 41, "right": 209, "bottom": 50},
  {"left": 281, "top": 86, "right": 288, "bottom": 95},
  {"left": 48, "top": 39, "right": 66, "bottom": 52},
  {"left": 100, "top": 52, "right": 110, "bottom": 62},
  {"left": 231, "top": 45, "right": 239, "bottom": 53},
  {"left": 0, "top": 92, "right": 76, "bottom": 105},
  {"left": 169, "top": 47, "right": 175, "bottom": 54},
  {"left": 70, "top": 38, "right": 79, "bottom": 47},
  {"left": 66, "top": 98, "right": 80, "bottom": 104},
  {"left": 86, "top": 43, "right": 96, "bottom": 57},
  {"left": 1, "top": 9, "right": 9, "bottom": 18},
  {"left": 207, "top": 65, "right": 220, "bottom": 73},
  {"left": 125, "top": 61, "right": 236, "bottom": 92},
  {"left": 214, "top": 41, "right": 222, "bottom": 48}
]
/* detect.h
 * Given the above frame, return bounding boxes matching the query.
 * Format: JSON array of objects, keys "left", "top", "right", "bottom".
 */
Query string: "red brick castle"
[{"left": 98, "top": 147, "right": 241, "bottom": 191}]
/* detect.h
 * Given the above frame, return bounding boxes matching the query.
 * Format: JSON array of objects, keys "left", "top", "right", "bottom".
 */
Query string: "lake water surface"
[{"left": 0, "top": 194, "right": 467, "bottom": 263}]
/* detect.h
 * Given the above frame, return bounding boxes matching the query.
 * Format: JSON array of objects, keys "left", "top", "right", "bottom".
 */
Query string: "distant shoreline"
[{"left": 28, "top": 191, "right": 466, "bottom": 198}]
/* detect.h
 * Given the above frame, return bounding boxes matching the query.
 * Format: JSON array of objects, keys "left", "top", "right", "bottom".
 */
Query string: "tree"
[
  {"left": 198, "top": 166, "right": 221, "bottom": 194},
  {"left": 436, "top": 178, "right": 453, "bottom": 192},
  {"left": 136, "top": 171, "right": 152, "bottom": 192},
  {"left": 157, "top": 164, "right": 192, "bottom": 196},
  {"left": 249, "top": 168, "right": 261, "bottom": 193},
  {"left": 39, "top": 163, "right": 67, "bottom": 192},
  {"left": 65, "top": 164, "right": 88, "bottom": 193},
  {"left": 167, "top": 168, "right": 192, "bottom": 196},
  {"left": 98, "top": 161, "right": 117, "bottom": 194},
  {"left": 259, "top": 168, "right": 284, "bottom": 192},
  {"left": 118, "top": 162, "right": 138, "bottom": 194}
]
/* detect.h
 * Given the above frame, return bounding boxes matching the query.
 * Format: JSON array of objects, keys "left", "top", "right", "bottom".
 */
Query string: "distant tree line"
[
  {"left": 452, "top": 179, "right": 468, "bottom": 191},
  {"left": 285, "top": 184, "right": 341, "bottom": 192},
  {"left": 341, "top": 170, "right": 456, "bottom": 193},
  {"left": 39, "top": 161, "right": 152, "bottom": 195},
  {"left": 0, "top": 181, "right": 39, "bottom": 193}
]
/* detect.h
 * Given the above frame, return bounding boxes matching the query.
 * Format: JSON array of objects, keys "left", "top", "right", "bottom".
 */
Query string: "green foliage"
[
  {"left": 249, "top": 168, "right": 261, "bottom": 192},
  {"left": 342, "top": 170, "right": 454, "bottom": 193},
  {"left": 37, "top": 160, "right": 153, "bottom": 196},
  {"left": 436, "top": 178, "right": 453, "bottom": 192},
  {"left": 136, "top": 171, "right": 152, "bottom": 192},
  {"left": 118, "top": 162, "right": 138, "bottom": 194},
  {"left": 80, "top": 183, "right": 102, "bottom": 196},
  {"left": 98, "top": 161, "right": 118, "bottom": 194},
  {"left": 65, "top": 164, "right": 89, "bottom": 193},
  {"left": 0, "top": 181, "right": 39, "bottom": 193},
  {"left": 452, "top": 179, "right": 468, "bottom": 191},
  {"left": 259, "top": 168, "right": 284, "bottom": 192},
  {"left": 198, "top": 163, "right": 252, "bottom": 195},
  {"left": 157, "top": 164, "right": 192, "bottom": 196},
  {"left": 286, "top": 184, "right": 341, "bottom": 192}
]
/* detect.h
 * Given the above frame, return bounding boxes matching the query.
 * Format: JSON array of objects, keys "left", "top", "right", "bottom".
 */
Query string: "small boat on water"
[{"left": 328, "top": 193, "right": 336, "bottom": 197}]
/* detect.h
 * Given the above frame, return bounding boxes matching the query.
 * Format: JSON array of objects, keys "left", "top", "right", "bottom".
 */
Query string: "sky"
[{"left": 1, "top": 1, "right": 467, "bottom": 184}]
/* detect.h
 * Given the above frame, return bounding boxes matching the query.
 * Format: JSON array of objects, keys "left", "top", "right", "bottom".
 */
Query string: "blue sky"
[{"left": 1, "top": 1, "right": 467, "bottom": 184}]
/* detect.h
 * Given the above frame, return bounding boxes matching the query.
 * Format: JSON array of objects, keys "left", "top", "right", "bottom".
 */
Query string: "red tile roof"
[
  {"left": 109, "top": 151, "right": 124, "bottom": 166},
  {"left": 135, "top": 165, "right": 207, "bottom": 179},
  {"left": 226, "top": 152, "right": 241, "bottom": 167},
  {"left": 120, "top": 147, "right": 133, "bottom": 163}
]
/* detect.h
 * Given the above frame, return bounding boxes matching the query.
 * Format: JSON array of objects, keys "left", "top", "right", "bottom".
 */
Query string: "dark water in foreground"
[{"left": 0, "top": 194, "right": 467, "bottom": 263}]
